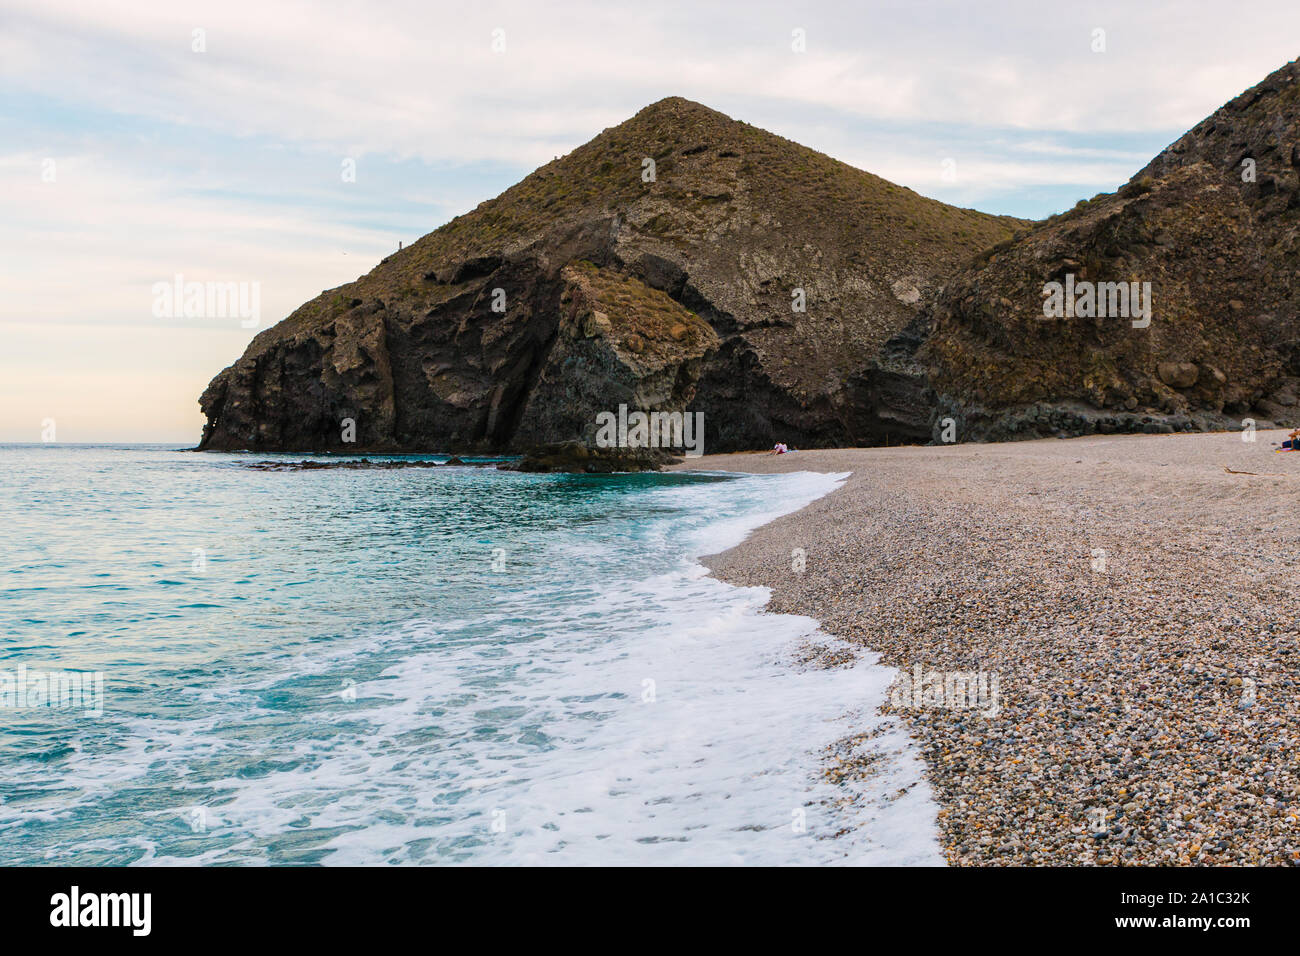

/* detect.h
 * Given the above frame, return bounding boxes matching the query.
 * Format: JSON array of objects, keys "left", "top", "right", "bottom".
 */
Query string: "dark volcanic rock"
[
  {"left": 245, "top": 458, "right": 451, "bottom": 471},
  {"left": 921, "top": 58, "right": 1300, "bottom": 442},
  {"left": 197, "top": 97, "right": 1023, "bottom": 454},
  {"left": 498, "top": 441, "right": 679, "bottom": 473},
  {"left": 843, "top": 317, "right": 937, "bottom": 444}
]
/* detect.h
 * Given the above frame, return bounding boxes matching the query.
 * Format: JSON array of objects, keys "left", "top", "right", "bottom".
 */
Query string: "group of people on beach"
[{"left": 770, "top": 442, "right": 792, "bottom": 455}]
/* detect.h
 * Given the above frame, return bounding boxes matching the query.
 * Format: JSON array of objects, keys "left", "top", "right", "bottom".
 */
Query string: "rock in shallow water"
[{"left": 498, "top": 441, "right": 681, "bottom": 473}]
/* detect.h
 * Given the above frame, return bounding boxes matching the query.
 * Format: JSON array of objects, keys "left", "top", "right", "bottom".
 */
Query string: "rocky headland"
[
  {"left": 196, "top": 98, "right": 1023, "bottom": 454},
  {"left": 198, "top": 59, "right": 1300, "bottom": 458}
]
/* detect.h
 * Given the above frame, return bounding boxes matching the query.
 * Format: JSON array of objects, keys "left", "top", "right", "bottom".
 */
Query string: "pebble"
[{"left": 687, "top": 431, "right": 1300, "bottom": 865}]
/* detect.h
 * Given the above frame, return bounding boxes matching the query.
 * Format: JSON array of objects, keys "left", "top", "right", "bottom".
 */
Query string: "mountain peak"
[
  {"left": 197, "top": 94, "right": 1024, "bottom": 453},
  {"left": 632, "top": 95, "right": 720, "bottom": 115},
  {"left": 619, "top": 96, "right": 742, "bottom": 130}
]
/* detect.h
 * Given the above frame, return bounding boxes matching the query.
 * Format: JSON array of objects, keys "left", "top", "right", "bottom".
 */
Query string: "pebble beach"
[{"left": 677, "top": 430, "right": 1300, "bottom": 865}]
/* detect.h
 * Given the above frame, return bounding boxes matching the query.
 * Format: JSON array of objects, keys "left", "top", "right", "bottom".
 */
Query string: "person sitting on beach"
[
  {"left": 1283, "top": 428, "right": 1300, "bottom": 451},
  {"left": 770, "top": 442, "right": 788, "bottom": 455}
]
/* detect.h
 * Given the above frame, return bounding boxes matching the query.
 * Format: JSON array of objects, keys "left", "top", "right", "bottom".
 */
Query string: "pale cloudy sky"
[{"left": 2, "top": 0, "right": 1297, "bottom": 442}]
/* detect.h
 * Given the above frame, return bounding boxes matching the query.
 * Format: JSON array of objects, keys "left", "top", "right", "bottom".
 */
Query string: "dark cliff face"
[
  {"left": 197, "top": 97, "right": 1024, "bottom": 453},
  {"left": 920, "top": 58, "right": 1300, "bottom": 442}
]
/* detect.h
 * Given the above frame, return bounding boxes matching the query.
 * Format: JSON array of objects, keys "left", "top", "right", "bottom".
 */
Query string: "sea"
[{"left": 0, "top": 444, "right": 940, "bottom": 866}]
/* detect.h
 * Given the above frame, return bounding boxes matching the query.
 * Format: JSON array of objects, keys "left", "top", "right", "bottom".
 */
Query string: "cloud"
[
  {"left": 4, "top": 0, "right": 1298, "bottom": 439},
  {"left": 6, "top": 0, "right": 1298, "bottom": 166},
  {"left": 0, "top": 149, "right": 394, "bottom": 327}
]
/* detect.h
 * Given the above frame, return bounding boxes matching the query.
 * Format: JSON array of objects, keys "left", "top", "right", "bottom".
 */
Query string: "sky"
[{"left": 2, "top": 0, "right": 1298, "bottom": 443}]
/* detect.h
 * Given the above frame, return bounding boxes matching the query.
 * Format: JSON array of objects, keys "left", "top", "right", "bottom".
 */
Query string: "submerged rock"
[
  {"left": 498, "top": 441, "right": 680, "bottom": 473},
  {"left": 244, "top": 458, "right": 468, "bottom": 471}
]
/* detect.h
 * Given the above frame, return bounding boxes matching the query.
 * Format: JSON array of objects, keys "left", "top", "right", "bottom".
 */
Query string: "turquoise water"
[{"left": 0, "top": 444, "right": 937, "bottom": 865}]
